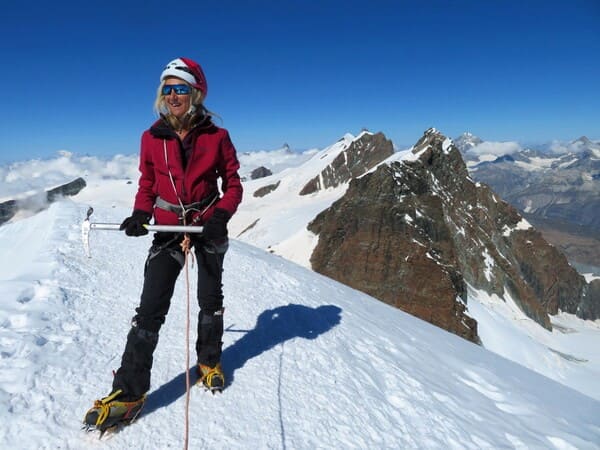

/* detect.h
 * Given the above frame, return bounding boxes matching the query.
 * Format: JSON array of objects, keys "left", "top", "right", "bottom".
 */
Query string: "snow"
[
  {"left": 482, "top": 248, "right": 495, "bottom": 282},
  {"left": 442, "top": 137, "right": 452, "bottom": 154},
  {"left": 1, "top": 143, "right": 600, "bottom": 448},
  {"left": 1, "top": 200, "right": 599, "bottom": 449},
  {"left": 237, "top": 146, "right": 316, "bottom": 180},
  {"left": 466, "top": 286, "right": 600, "bottom": 401},
  {"left": 584, "top": 273, "right": 600, "bottom": 283},
  {"left": 502, "top": 218, "right": 533, "bottom": 237},
  {"left": 229, "top": 133, "right": 370, "bottom": 264},
  {"left": 514, "top": 156, "right": 558, "bottom": 171}
]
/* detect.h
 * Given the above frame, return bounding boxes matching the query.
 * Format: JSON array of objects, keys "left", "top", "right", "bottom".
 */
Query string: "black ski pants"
[{"left": 112, "top": 236, "right": 226, "bottom": 400}]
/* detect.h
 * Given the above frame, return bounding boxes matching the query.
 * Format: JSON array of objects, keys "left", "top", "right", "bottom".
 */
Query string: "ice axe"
[{"left": 81, "top": 207, "right": 204, "bottom": 257}]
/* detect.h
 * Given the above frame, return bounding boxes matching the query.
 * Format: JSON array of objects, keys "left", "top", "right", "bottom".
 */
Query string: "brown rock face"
[
  {"left": 308, "top": 163, "right": 478, "bottom": 341},
  {"left": 300, "top": 132, "right": 393, "bottom": 195},
  {"left": 253, "top": 181, "right": 280, "bottom": 198},
  {"left": 308, "top": 128, "right": 599, "bottom": 343}
]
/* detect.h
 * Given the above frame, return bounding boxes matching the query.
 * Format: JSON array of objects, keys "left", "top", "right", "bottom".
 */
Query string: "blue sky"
[{"left": 1, "top": 0, "right": 599, "bottom": 164}]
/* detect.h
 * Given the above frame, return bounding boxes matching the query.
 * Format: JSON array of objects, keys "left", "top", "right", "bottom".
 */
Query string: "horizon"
[{"left": 1, "top": 0, "right": 599, "bottom": 164}]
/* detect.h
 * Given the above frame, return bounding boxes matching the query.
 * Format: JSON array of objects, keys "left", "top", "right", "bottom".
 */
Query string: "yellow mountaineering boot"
[
  {"left": 83, "top": 389, "right": 145, "bottom": 434},
  {"left": 198, "top": 362, "right": 225, "bottom": 392}
]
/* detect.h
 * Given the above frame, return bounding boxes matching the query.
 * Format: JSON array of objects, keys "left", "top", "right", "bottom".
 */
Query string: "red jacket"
[{"left": 133, "top": 117, "right": 243, "bottom": 226}]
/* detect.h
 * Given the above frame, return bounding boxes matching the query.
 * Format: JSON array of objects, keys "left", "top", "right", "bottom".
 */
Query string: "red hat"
[{"left": 161, "top": 57, "right": 208, "bottom": 97}]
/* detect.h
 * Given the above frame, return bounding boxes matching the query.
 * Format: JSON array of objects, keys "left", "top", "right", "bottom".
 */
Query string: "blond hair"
[{"left": 153, "top": 79, "right": 220, "bottom": 129}]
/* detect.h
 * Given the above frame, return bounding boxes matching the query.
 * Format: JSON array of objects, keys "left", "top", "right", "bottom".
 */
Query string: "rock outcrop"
[
  {"left": 0, "top": 200, "right": 18, "bottom": 225},
  {"left": 253, "top": 181, "right": 280, "bottom": 198},
  {"left": 46, "top": 177, "right": 87, "bottom": 202},
  {"left": 250, "top": 166, "right": 273, "bottom": 180},
  {"left": 300, "top": 132, "right": 393, "bottom": 195},
  {"left": 0, "top": 177, "right": 87, "bottom": 225},
  {"left": 308, "top": 129, "right": 599, "bottom": 343}
]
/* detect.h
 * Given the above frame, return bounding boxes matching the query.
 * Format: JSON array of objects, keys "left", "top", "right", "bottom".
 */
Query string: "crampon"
[
  {"left": 82, "top": 389, "right": 145, "bottom": 438},
  {"left": 197, "top": 363, "right": 225, "bottom": 394}
]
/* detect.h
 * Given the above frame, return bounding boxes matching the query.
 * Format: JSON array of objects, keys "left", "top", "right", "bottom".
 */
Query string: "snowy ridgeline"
[{"left": 0, "top": 200, "right": 599, "bottom": 449}]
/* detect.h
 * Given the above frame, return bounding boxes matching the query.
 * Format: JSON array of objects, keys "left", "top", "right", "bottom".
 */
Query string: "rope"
[
  {"left": 180, "top": 232, "right": 194, "bottom": 450},
  {"left": 164, "top": 138, "right": 194, "bottom": 449},
  {"left": 164, "top": 138, "right": 208, "bottom": 450}
]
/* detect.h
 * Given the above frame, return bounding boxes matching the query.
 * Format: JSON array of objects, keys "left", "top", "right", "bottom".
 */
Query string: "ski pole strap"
[{"left": 155, "top": 192, "right": 218, "bottom": 215}]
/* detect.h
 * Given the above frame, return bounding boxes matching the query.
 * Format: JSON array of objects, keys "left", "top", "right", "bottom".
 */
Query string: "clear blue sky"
[{"left": 1, "top": 0, "right": 599, "bottom": 164}]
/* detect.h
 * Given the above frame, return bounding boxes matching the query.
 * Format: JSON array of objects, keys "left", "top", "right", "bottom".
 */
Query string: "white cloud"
[
  {"left": 548, "top": 140, "right": 593, "bottom": 155},
  {"left": 0, "top": 151, "right": 139, "bottom": 201},
  {"left": 467, "top": 141, "right": 523, "bottom": 157}
]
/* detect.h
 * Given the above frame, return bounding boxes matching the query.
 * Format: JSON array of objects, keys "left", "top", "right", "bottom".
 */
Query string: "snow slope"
[
  {"left": 230, "top": 134, "right": 365, "bottom": 266},
  {"left": 1, "top": 200, "right": 599, "bottom": 449}
]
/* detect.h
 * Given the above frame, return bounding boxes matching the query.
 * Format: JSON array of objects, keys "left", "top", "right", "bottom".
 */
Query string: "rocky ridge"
[
  {"left": 0, "top": 177, "right": 86, "bottom": 225},
  {"left": 299, "top": 132, "right": 394, "bottom": 195},
  {"left": 308, "top": 129, "right": 600, "bottom": 342}
]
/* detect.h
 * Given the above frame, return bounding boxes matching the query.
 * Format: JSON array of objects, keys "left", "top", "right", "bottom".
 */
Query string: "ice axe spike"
[{"left": 81, "top": 207, "right": 204, "bottom": 258}]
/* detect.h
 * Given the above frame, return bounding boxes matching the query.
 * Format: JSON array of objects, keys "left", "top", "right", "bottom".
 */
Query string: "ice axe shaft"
[
  {"left": 89, "top": 223, "right": 205, "bottom": 233},
  {"left": 82, "top": 207, "right": 203, "bottom": 258}
]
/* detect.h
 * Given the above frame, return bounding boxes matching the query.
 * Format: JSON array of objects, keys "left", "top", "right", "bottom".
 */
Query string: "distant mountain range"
[{"left": 454, "top": 133, "right": 600, "bottom": 268}]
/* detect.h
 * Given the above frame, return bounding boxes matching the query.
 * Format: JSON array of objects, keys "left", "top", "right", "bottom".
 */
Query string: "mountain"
[
  {"left": 453, "top": 132, "right": 483, "bottom": 164},
  {"left": 455, "top": 135, "right": 600, "bottom": 267},
  {"left": 231, "top": 131, "right": 390, "bottom": 262},
  {"left": 236, "top": 129, "right": 599, "bottom": 325},
  {"left": 299, "top": 132, "right": 394, "bottom": 195},
  {"left": 231, "top": 129, "right": 600, "bottom": 399},
  {"left": 0, "top": 198, "right": 599, "bottom": 448},
  {"left": 1, "top": 132, "right": 599, "bottom": 407},
  {"left": 308, "top": 129, "right": 598, "bottom": 332}
]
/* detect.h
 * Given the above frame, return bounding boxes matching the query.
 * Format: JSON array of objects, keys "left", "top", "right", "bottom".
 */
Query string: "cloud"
[
  {"left": 0, "top": 151, "right": 139, "bottom": 201},
  {"left": 466, "top": 141, "right": 523, "bottom": 157},
  {"left": 547, "top": 140, "right": 597, "bottom": 155}
]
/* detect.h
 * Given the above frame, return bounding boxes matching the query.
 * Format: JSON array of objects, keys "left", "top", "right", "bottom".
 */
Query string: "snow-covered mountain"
[
  {"left": 230, "top": 129, "right": 600, "bottom": 399},
  {"left": 0, "top": 192, "right": 599, "bottom": 448},
  {"left": 0, "top": 129, "right": 600, "bottom": 436}
]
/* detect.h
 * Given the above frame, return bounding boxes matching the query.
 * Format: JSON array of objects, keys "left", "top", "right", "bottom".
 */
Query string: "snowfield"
[{"left": 1, "top": 200, "right": 599, "bottom": 449}]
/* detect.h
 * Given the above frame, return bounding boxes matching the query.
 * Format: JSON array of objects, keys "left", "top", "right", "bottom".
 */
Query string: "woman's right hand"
[{"left": 120, "top": 210, "right": 152, "bottom": 236}]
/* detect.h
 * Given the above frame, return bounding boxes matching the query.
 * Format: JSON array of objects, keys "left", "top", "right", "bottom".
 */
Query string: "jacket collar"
[{"left": 149, "top": 114, "right": 214, "bottom": 139}]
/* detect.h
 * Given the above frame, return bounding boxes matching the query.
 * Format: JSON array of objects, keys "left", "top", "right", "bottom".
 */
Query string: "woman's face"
[{"left": 163, "top": 77, "right": 191, "bottom": 119}]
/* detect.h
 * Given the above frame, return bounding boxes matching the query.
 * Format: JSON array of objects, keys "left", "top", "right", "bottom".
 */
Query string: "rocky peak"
[
  {"left": 308, "top": 129, "right": 599, "bottom": 343},
  {"left": 573, "top": 136, "right": 592, "bottom": 146},
  {"left": 299, "top": 132, "right": 394, "bottom": 195},
  {"left": 453, "top": 131, "right": 483, "bottom": 153}
]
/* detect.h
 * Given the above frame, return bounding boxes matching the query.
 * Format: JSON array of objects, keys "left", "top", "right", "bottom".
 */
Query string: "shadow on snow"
[{"left": 143, "top": 303, "right": 342, "bottom": 415}]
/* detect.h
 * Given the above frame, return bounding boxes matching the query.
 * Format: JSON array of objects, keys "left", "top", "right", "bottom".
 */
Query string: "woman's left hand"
[{"left": 203, "top": 208, "right": 230, "bottom": 241}]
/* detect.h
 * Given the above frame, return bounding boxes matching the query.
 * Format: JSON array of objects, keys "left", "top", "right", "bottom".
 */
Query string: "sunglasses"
[{"left": 161, "top": 84, "right": 191, "bottom": 95}]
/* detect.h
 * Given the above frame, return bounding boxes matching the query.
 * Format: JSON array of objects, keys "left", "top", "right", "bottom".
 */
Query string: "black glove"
[
  {"left": 203, "top": 208, "right": 230, "bottom": 242},
  {"left": 120, "top": 210, "right": 152, "bottom": 236}
]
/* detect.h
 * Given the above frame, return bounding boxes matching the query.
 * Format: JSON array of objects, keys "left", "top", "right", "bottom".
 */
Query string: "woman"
[{"left": 84, "top": 57, "right": 243, "bottom": 431}]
